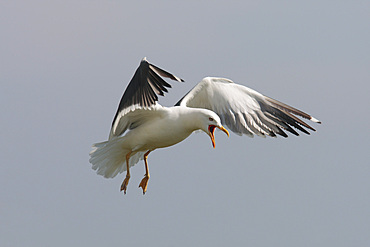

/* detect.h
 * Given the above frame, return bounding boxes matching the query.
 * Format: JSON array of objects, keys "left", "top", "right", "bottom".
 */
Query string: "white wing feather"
[
  {"left": 178, "top": 77, "right": 320, "bottom": 137},
  {"left": 109, "top": 104, "right": 164, "bottom": 140}
]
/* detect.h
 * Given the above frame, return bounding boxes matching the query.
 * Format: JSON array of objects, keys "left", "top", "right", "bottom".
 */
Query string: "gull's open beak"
[{"left": 208, "top": 125, "right": 230, "bottom": 148}]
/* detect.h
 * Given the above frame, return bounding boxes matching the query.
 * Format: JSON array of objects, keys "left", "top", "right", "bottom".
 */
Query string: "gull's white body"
[{"left": 90, "top": 106, "right": 221, "bottom": 178}]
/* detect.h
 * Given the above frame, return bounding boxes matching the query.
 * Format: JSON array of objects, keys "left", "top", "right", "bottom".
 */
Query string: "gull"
[{"left": 89, "top": 58, "right": 321, "bottom": 194}]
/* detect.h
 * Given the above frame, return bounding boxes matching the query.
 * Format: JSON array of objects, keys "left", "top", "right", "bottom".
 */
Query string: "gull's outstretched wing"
[
  {"left": 110, "top": 58, "right": 183, "bottom": 139},
  {"left": 176, "top": 77, "right": 321, "bottom": 137}
]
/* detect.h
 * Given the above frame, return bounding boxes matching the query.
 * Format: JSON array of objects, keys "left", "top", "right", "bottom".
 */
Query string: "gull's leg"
[
  {"left": 139, "top": 150, "right": 151, "bottom": 194},
  {"left": 120, "top": 151, "right": 132, "bottom": 194}
]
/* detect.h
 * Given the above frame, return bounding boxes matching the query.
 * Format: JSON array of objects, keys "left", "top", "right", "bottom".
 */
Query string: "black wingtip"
[{"left": 142, "top": 57, "right": 184, "bottom": 83}]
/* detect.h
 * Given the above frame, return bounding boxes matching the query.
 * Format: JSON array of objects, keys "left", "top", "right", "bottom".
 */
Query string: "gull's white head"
[{"left": 198, "top": 110, "right": 229, "bottom": 148}]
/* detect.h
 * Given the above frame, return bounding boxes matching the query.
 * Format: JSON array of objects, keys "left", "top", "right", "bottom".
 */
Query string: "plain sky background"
[{"left": 1, "top": 1, "right": 369, "bottom": 246}]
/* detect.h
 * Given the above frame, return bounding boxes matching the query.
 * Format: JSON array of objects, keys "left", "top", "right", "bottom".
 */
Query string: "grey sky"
[{"left": 1, "top": 1, "right": 369, "bottom": 246}]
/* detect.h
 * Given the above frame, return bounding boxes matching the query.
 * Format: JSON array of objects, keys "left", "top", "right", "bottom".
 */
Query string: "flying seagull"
[{"left": 89, "top": 58, "right": 321, "bottom": 194}]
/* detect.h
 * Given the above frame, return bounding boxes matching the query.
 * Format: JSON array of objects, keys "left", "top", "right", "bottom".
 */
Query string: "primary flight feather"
[{"left": 89, "top": 58, "right": 321, "bottom": 194}]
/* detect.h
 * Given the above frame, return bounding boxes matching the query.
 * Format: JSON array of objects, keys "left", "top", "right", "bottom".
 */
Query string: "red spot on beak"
[
  {"left": 208, "top": 125, "right": 216, "bottom": 148},
  {"left": 208, "top": 125, "right": 229, "bottom": 148}
]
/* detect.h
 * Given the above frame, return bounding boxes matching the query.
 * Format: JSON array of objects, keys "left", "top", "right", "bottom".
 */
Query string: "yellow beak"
[{"left": 208, "top": 125, "right": 229, "bottom": 148}]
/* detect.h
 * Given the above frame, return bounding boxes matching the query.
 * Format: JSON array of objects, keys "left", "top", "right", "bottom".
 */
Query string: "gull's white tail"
[{"left": 89, "top": 137, "right": 144, "bottom": 178}]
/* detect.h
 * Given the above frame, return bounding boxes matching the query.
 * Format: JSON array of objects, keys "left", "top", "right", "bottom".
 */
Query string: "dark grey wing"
[{"left": 110, "top": 58, "right": 183, "bottom": 137}]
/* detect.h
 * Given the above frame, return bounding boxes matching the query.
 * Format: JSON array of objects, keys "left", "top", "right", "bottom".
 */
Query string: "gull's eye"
[{"left": 209, "top": 117, "right": 214, "bottom": 121}]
